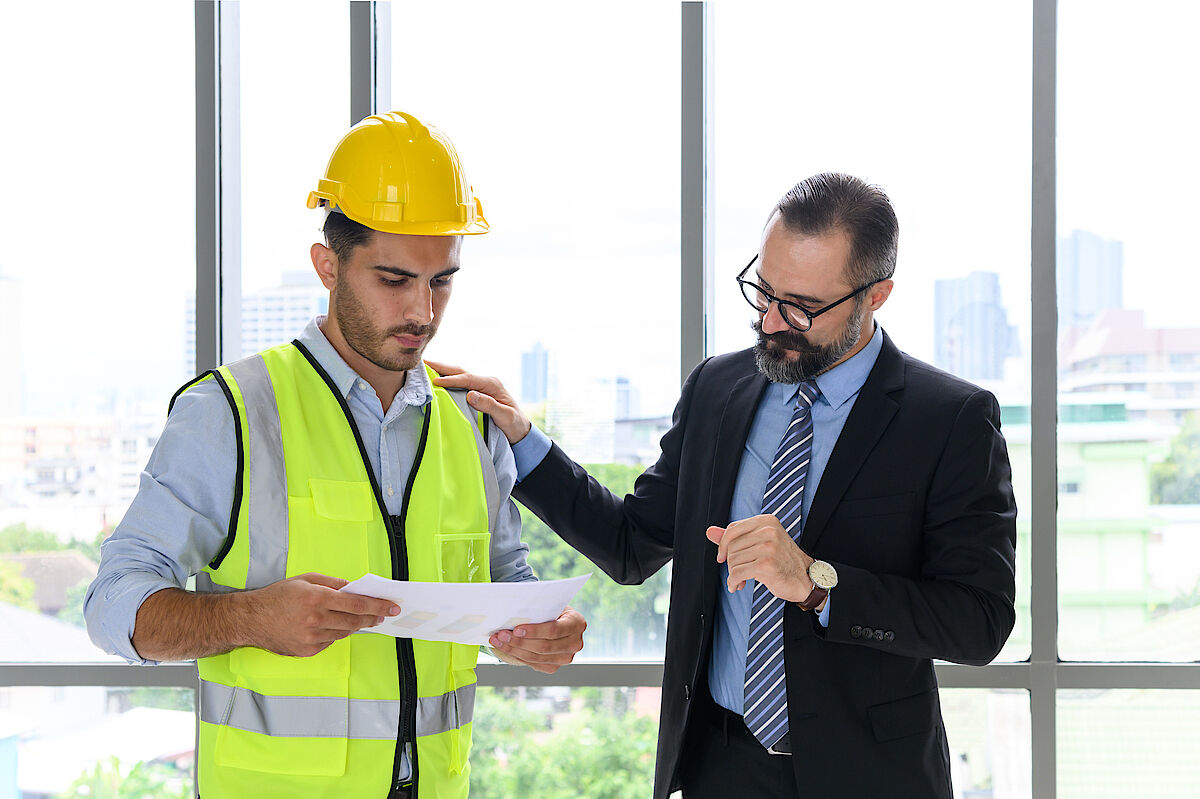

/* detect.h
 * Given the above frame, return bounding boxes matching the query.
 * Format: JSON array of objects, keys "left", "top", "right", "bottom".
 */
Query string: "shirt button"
[
  {"left": 387, "top": 486, "right": 395, "bottom": 497},
  {"left": 358, "top": 380, "right": 368, "bottom": 391}
]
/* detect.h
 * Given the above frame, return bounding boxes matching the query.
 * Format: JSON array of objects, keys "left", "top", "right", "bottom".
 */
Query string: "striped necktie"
[{"left": 743, "top": 380, "right": 819, "bottom": 750}]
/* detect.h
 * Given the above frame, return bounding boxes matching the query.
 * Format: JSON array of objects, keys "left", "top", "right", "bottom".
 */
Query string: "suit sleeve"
[
  {"left": 819, "top": 389, "right": 1018, "bottom": 665},
  {"left": 512, "top": 359, "right": 710, "bottom": 585}
]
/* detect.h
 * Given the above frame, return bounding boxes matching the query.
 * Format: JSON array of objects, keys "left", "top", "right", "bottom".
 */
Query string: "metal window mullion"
[
  {"left": 195, "top": 1, "right": 241, "bottom": 373},
  {"left": 195, "top": 1, "right": 219, "bottom": 375},
  {"left": 681, "top": 1, "right": 713, "bottom": 384},
  {"left": 1031, "top": 0, "right": 1059, "bottom": 796},
  {"left": 350, "top": 1, "right": 392, "bottom": 125}
]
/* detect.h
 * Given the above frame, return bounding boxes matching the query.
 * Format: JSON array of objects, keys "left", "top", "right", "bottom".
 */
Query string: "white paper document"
[{"left": 339, "top": 573, "right": 590, "bottom": 646}]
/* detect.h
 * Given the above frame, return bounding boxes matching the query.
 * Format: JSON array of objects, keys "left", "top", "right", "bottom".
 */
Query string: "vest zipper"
[{"left": 388, "top": 407, "right": 431, "bottom": 798}]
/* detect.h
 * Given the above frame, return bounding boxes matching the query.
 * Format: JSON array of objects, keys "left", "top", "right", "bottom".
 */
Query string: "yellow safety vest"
[{"left": 175, "top": 341, "right": 497, "bottom": 799}]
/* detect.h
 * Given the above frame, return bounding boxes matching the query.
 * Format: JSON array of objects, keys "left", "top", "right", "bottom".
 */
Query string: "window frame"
[{"left": 3, "top": 3, "right": 1199, "bottom": 797}]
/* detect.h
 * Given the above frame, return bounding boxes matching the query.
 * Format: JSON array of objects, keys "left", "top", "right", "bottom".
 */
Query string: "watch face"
[{"left": 809, "top": 560, "right": 838, "bottom": 590}]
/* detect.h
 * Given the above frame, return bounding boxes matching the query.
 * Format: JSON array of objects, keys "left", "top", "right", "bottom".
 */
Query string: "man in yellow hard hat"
[{"left": 84, "top": 111, "right": 587, "bottom": 799}]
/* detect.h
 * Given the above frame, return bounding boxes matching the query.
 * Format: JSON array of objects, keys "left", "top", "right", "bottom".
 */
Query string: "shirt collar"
[
  {"left": 297, "top": 316, "right": 432, "bottom": 408},
  {"left": 769, "top": 322, "right": 885, "bottom": 411}
]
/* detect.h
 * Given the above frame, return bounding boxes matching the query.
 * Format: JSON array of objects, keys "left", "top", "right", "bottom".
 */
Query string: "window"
[
  {"left": 712, "top": 0, "right": 1032, "bottom": 661},
  {"left": 390, "top": 1, "right": 681, "bottom": 659},
  {"left": 0, "top": 0, "right": 194, "bottom": 666},
  {"left": 1058, "top": 0, "right": 1200, "bottom": 663},
  {"left": 4, "top": 4, "right": 1200, "bottom": 797}
]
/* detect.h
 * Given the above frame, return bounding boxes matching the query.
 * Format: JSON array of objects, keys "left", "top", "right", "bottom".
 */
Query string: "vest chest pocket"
[
  {"left": 434, "top": 532, "right": 491, "bottom": 584},
  {"left": 287, "top": 478, "right": 377, "bottom": 579},
  {"left": 434, "top": 533, "right": 490, "bottom": 684}
]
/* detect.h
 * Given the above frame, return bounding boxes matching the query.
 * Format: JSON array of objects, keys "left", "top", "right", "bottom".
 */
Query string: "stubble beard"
[
  {"left": 334, "top": 273, "right": 437, "bottom": 374},
  {"left": 753, "top": 300, "right": 866, "bottom": 383}
]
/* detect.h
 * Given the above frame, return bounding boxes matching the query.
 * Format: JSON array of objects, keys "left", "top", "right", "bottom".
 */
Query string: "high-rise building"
[
  {"left": 184, "top": 271, "right": 328, "bottom": 377},
  {"left": 933, "top": 271, "right": 1018, "bottom": 381},
  {"left": 1058, "top": 229, "right": 1124, "bottom": 331},
  {"left": 521, "top": 342, "right": 549, "bottom": 405}
]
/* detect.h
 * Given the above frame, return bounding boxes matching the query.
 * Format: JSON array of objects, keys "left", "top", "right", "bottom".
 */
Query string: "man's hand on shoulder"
[
  {"left": 487, "top": 606, "right": 586, "bottom": 674},
  {"left": 426, "top": 360, "right": 532, "bottom": 445}
]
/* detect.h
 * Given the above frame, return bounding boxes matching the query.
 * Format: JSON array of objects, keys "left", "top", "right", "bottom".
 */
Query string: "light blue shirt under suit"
[{"left": 512, "top": 323, "right": 884, "bottom": 716}]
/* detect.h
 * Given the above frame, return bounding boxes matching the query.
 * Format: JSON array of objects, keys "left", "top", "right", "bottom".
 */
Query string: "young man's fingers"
[{"left": 299, "top": 572, "right": 349, "bottom": 590}]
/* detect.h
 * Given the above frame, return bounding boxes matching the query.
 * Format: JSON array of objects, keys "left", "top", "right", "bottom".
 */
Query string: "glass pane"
[
  {"left": 1059, "top": 689, "right": 1200, "bottom": 796},
  {"left": 0, "top": 2, "right": 194, "bottom": 661},
  {"left": 2, "top": 686, "right": 194, "bottom": 797},
  {"left": 470, "top": 686, "right": 656, "bottom": 798},
  {"left": 1057, "top": 0, "right": 1200, "bottom": 661},
  {"left": 391, "top": 2, "right": 681, "bottom": 658},
  {"left": 231, "top": 0, "right": 347, "bottom": 370},
  {"left": 713, "top": 1, "right": 1032, "bottom": 660},
  {"left": 941, "top": 688, "right": 1031, "bottom": 799}
]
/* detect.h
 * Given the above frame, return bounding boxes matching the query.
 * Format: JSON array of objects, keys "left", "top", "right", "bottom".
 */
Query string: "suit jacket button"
[
  {"left": 874, "top": 629, "right": 885, "bottom": 641},
  {"left": 861, "top": 626, "right": 874, "bottom": 639},
  {"left": 884, "top": 631, "right": 895, "bottom": 642},
  {"left": 850, "top": 625, "right": 863, "bottom": 638}
]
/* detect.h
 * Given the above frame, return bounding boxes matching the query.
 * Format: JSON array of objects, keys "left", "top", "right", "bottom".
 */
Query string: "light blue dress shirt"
[
  {"left": 512, "top": 323, "right": 883, "bottom": 715},
  {"left": 85, "top": 316, "right": 535, "bottom": 667}
]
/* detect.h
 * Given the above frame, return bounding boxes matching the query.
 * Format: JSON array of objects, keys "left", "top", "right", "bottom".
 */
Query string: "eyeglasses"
[{"left": 736, "top": 255, "right": 874, "bottom": 332}]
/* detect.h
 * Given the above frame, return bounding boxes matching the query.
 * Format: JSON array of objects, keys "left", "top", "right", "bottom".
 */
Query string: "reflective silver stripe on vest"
[
  {"left": 225, "top": 355, "right": 289, "bottom": 589},
  {"left": 447, "top": 389, "right": 500, "bottom": 535},
  {"left": 199, "top": 679, "right": 474, "bottom": 739}
]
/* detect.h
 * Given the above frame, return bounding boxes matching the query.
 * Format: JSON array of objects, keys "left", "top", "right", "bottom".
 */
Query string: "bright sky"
[{"left": 1, "top": 0, "right": 1196, "bottom": 418}]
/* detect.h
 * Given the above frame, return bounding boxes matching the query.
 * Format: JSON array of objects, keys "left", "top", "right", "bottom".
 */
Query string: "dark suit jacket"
[{"left": 514, "top": 332, "right": 1017, "bottom": 798}]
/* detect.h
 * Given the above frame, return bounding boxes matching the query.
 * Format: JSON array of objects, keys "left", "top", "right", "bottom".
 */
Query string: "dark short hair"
[
  {"left": 322, "top": 209, "right": 375, "bottom": 263},
  {"left": 774, "top": 173, "right": 898, "bottom": 287}
]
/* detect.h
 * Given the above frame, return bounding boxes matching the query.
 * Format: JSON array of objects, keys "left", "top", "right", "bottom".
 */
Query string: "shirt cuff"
[
  {"left": 85, "top": 575, "right": 178, "bottom": 666},
  {"left": 511, "top": 425, "right": 553, "bottom": 482},
  {"left": 817, "top": 596, "right": 832, "bottom": 628}
]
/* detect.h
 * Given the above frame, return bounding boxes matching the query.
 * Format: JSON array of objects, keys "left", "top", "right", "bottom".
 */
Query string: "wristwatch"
[{"left": 795, "top": 560, "right": 838, "bottom": 611}]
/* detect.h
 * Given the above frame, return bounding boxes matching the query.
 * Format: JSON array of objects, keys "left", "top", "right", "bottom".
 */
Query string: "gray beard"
[{"left": 753, "top": 304, "right": 865, "bottom": 383}]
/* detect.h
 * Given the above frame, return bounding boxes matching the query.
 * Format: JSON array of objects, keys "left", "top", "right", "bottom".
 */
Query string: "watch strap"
[{"left": 795, "top": 585, "right": 828, "bottom": 612}]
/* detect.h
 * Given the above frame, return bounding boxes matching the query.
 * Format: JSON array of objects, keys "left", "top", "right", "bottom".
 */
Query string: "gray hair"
[{"left": 774, "top": 173, "right": 899, "bottom": 287}]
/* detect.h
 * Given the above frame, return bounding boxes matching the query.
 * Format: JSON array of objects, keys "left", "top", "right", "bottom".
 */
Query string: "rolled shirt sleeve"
[{"left": 83, "top": 380, "right": 236, "bottom": 664}]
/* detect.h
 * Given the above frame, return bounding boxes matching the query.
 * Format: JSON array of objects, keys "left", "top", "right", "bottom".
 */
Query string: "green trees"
[
  {"left": 56, "top": 757, "right": 190, "bottom": 799},
  {"left": 465, "top": 461, "right": 667, "bottom": 796},
  {"left": 0, "top": 558, "right": 36, "bottom": 609},
  {"left": 0, "top": 523, "right": 102, "bottom": 623},
  {"left": 469, "top": 687, "right": 658, "bottom": 799},
  {"left": 517, "top": 462, "right": 671, "bottom": 658},
  {"left": 1151, "top": 413, "right": 1200, "bottom": 504}
]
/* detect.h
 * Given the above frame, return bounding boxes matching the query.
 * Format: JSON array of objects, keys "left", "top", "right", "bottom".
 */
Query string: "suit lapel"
[{"left": 799, "top": 333, "right": 906, "bottom": 554}]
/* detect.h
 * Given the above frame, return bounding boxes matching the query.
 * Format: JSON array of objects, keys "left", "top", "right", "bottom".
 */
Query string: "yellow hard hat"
[{"left": 306, "top": 110, "right": 488, "bottom": 236}]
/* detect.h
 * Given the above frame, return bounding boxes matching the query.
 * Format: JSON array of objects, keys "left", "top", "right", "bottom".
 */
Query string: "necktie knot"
[{"left": 795, "top": 381, "right": 819, "bottom": 411}]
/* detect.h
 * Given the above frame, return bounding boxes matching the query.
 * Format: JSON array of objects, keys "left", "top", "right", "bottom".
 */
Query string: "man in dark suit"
[{"left": 437, "top": 173, "right": 1017, "bottom": 798}]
